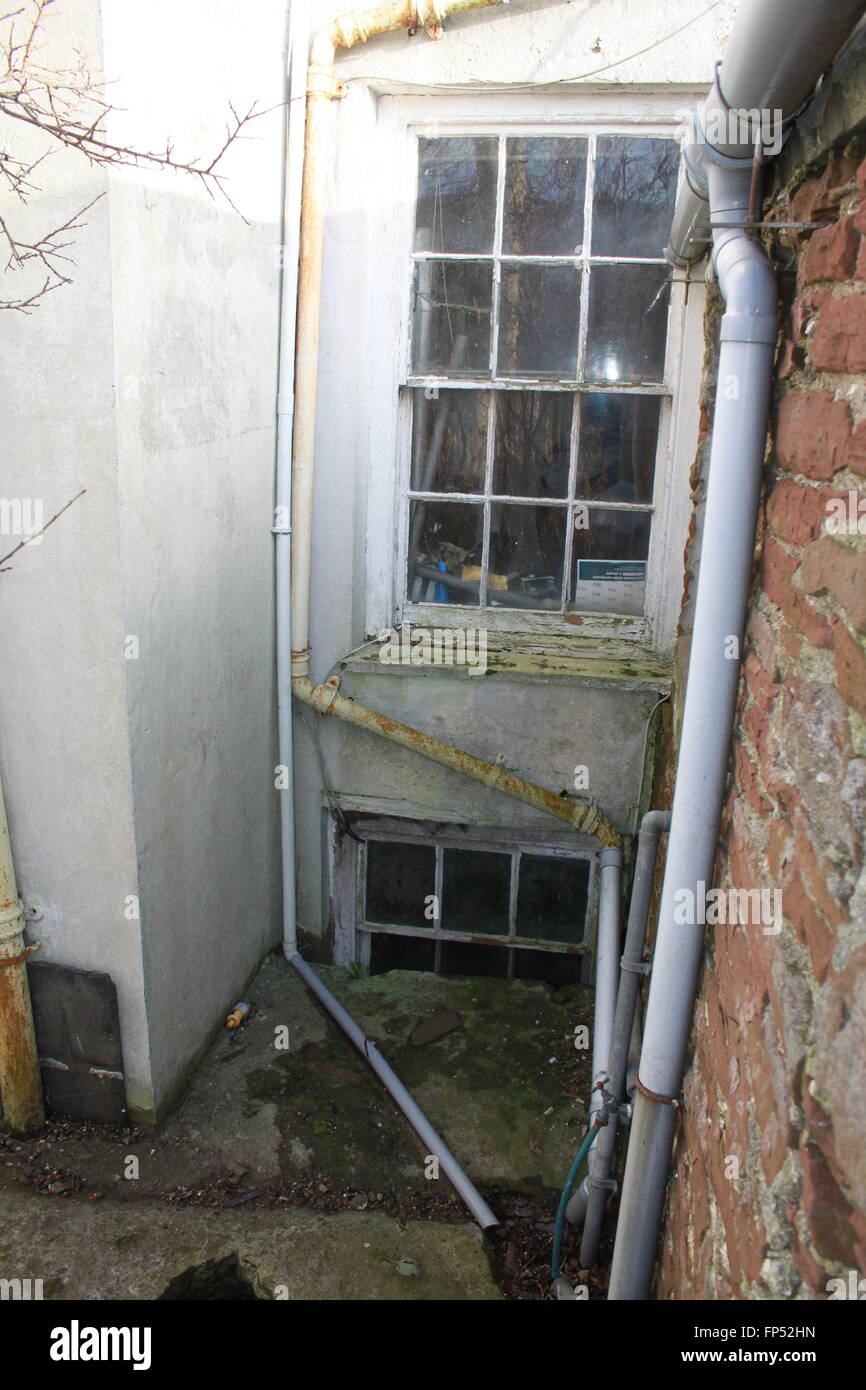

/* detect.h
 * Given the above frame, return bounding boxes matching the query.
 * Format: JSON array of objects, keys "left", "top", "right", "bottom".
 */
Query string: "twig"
[{"left": 0, "top": 486, "right": 85, "bottom": 569}]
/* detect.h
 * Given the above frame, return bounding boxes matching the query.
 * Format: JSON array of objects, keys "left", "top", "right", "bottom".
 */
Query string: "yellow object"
[{"left": 461, "top": 565, "right": 508, "bottom": 590}]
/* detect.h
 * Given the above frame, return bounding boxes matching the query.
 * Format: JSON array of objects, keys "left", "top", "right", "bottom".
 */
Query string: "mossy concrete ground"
[
  {"left": 0, "top": 954, "right": 595, "bottom": 1299},
  {"left": 0, "top": 1188, "right": 500, "bottom": 1300}
]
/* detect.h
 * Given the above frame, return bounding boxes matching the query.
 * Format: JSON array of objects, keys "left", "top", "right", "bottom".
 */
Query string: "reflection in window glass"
[
  {"left": 585, "top": 265, "right": 670, "bottom": 382},
  {"left": 498, "top": 264, "right": 581, "bottom": 377},
  {"left": 503, "top": 137, "right": 587, "bottom": 255},
  {"left": 410, "top": 389, "right": 488, "bottom": 494},
  {"left": 592, "top": 137, "right": 679, "bottom": 258},
  {"left": 414, "top": 136, "right": 498, "bottom": 254},
  {"left": 489, "top": 504, "right": 566, "bottom": 602},
  {"left": 493, "top": 392, "right": 573, "bottom": 498},
  {"left": 407, "top": 499, "right": 484, "bottom": 605},
  {"left": 411, "top": 260, "right": 492, "bottom": 375},
  {"left": 575, "top": 393, "right": 660, "bottom": 504},
  {"left": 442, "top": 849, "right": 511, "bottom": 935}
]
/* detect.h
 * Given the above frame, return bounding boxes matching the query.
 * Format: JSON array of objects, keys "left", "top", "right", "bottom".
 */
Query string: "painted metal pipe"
[
  {"left": 289, "top": 952, "right": 499, "bottom": 1228},
  {"left": 578, "top": 811, "right": 670, "bottom": 1265},
  {"left": 0, "top": 771, "right": 43, "bottom": 1134},
  {"left": 589, "top": 848, "right": 623, "bottom": 1124},
  {"left": 275, "top": 0, "right": 311, "bottom": 958},
  {"left": 290, "top": 0, "right": 505, "bottom": 676},
  {"left": 294, "top": 675, "right": 621, "bottom": 847},
  {"left": 273, "top": 0, "right": 527, "bottom": 1236},
  {"left": 668, "top": 0, "right": 866, "bottom": 265}
]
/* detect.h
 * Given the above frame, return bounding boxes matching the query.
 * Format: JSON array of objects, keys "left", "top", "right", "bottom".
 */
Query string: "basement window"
[{"left": 356, "top": 825, "right": 595, "bottom": 986}]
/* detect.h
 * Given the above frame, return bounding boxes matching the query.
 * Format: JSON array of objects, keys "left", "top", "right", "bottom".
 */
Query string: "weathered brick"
[
  {"left": 785, "top": 871, "right": 837, "bottom": 983},
  {"left": 845, "top": 417, "right": 866, "bottom": 478},
  {"left": 791, "top": 289, "right": 832, "bottom": 342},
  {"left": 733, "top": 739, "right": 772, "bottom": 815},
  {"left": 766, "top": 478, "right": 835, "bottom": 546},
  {"left": 760, "top": 537, "right": 833, "bottom": 647},
  {"left": 790, "top": 156, "right": 858, "bottom": 223},
  {"left": 799, "top": 216, "right": 860, "bottom": 284},
  {"left": 799, "top": 534, "right": 866, "bottom": 633},
  {"left": 832, "top": 619, "right": 866, "bottom": 718},
  {"left": 793, "top": 812, "right": 849, "bottom": 931},
  {"left": 774, "top": 391, "right": 851, "bottom": 481},
  {"left": 810, "top": 293, "right": 866, "bottom": 373},
  {"left": 800, "top": 1140, "right": 857, "bottom": 1265}
]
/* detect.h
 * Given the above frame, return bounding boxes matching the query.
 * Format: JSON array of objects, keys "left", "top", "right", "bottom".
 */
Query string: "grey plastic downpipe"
[
  {"left": 609, "top": 161, "right": 777, "bottom": 1302},
  {"left": 576, "top": 812, "right": 670, "bottom": 1265},
  {"left": 668, "top": 0, "right": 866, "bottom": 266},
  {"left": 608, "top": 0, "right": 866, "bottom": 1301}
]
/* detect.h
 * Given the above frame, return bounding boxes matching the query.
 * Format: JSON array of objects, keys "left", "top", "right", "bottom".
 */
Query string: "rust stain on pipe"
[
  {"left": 0, "top": 779, "right": 44, "bottom": 1135},
  {"left": 293, "top": 677, "right": 622, "bottom": 848}
]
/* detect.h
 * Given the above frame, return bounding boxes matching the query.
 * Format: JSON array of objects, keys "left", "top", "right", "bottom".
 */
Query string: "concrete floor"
[{"left": 0, "top": 955, "right": 595, "bottom": 1300}]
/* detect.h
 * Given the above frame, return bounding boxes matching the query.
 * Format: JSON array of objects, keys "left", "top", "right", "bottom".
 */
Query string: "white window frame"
[
  {"left": 365, "top": 91, "right": 705, "bottom": 652},
  {"left": 327, "top": 811, "right": 598, "bottom": 980}
]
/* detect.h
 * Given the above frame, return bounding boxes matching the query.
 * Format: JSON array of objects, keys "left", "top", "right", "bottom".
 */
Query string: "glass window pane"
[
  {"left": 366, "top": 840, "right": 436, "bottom": 927},
  {"left": 440, "top": 941, "right": 509, "bottom": 978},
  {"left": 407, "top": 499, "right": 484, "bottom": 605},
  {"left": 489, "top": 503, "right": 567, "bottom": 605},
  {"left": 442, "top": 849, "right": 511, "bottom": 935},
  {"left": 503, "top": 136, "right": 587, "bottom": 255},
  {"left": 592, "top": 137, "right": 679, "bottom": 258},
  {"left": 414, "top": 137, "right": 498, "bottom": 254},
  {"left": 585, "top": 265, "right": 670, "bottom": 383},
  {"left": 516, "top": 855, "right": 590, "bottom": 943},
  {"left": 411, "top": 260, "right": 493, "bottom": 376},
  {"left": 370, "top": 933, "right": 436, "bottom": 974},
  {"left": 575, "top": 393, "right": 660, "bottom": 504},
  {"left": 498, "top": 264, "right": 581, "bottom": 378},
  {"left": 410, "top": 389, "right": 488, "bottom": 494},
  {"left": 492, "top": 391, "right": 572, "bottom": 498},
  {"left": 569, "top": 507, "right": 651, "bottom": 615}
]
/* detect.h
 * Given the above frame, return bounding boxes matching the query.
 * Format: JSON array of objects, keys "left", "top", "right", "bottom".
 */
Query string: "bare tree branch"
[
  {"left": 0, "top": 486, "right": 86, "bottom": 569},
  {"left": 0, "top": 0, "right": 279, "bottom": 308}
]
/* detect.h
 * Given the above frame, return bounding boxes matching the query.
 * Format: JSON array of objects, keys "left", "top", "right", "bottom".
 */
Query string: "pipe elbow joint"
[
  {"left": 716, "top": 246, "right": 777, "bottom": 344},
  {"left": 639, "top": 809, "right": 672, "bottom": 838}
]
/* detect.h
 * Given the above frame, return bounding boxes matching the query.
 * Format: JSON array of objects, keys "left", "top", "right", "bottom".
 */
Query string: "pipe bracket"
[
  {"left": 307, "top": 62, "right": 346, "bottom": 100},
  {"left": 0, "top": 941, "right": 39, "bottom": 968},
  {"left": 635, "top": 1074, "right": 681, "bottom": 1108},
  {"left": 620, "top": 955, "right": 651, "bottom": 976}
]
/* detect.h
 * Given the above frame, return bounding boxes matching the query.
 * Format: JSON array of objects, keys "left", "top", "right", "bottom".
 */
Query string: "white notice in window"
[{"left": 575, "top": 559, "right": 647, "bottom": 614}]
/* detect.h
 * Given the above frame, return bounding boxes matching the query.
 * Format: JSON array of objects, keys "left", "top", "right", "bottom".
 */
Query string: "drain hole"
[{"left": 159, "top": 1252, "right": 263, "bottom": 1300}]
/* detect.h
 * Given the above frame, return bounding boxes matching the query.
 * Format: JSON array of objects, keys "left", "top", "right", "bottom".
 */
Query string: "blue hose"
[{"left": 550, "top": 1124, "right": 599, "bottom": 1282}]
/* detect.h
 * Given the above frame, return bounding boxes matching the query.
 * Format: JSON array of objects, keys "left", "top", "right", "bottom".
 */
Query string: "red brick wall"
[{"left": 658, "top": 144, "right": 866, "bottom": 1299}]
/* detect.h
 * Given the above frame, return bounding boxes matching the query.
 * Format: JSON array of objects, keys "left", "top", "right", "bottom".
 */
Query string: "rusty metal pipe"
[
  {"left": 0, "top": 771, "right": 43, "bottom": 1134},
  {"left": 294, "top": 676, "right": 622, "bottom": 847}
]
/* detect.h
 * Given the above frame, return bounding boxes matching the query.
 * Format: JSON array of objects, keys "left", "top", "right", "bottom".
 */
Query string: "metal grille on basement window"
[
  {"left": 406, "top": 132, "right": 679, "bottom": 618},
  {"left": 361, "top": 834, "right": 593, "bottom": 987}
]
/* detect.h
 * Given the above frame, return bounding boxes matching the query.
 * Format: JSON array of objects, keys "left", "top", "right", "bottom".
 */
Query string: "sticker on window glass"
[{"left": 575, "top": 558, "right": 646, "bottom": 614}]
